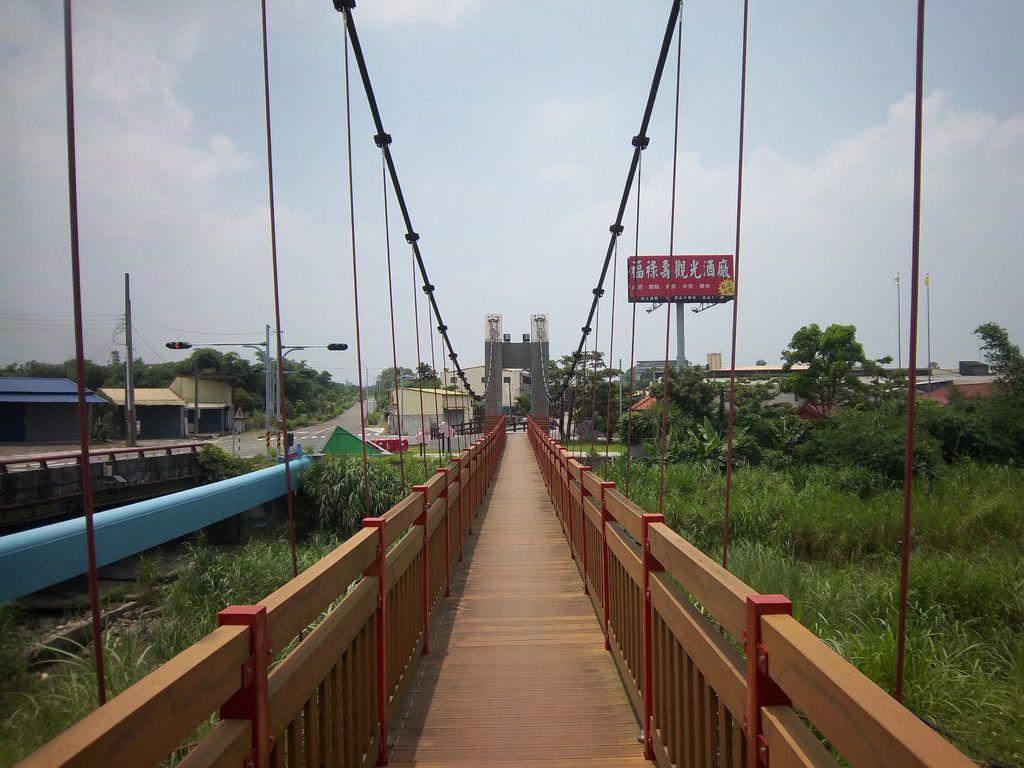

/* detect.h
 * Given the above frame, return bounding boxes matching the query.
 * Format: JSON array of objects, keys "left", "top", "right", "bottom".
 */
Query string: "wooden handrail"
[
  {"left": 16, "top": 417, "right": 508, "bottom": 768},
  {"left": 523, "top": 415, "right": 971, "bottom": 768}
]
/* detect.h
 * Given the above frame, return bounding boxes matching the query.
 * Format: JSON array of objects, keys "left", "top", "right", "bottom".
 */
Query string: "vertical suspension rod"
[
  {"left": 62, "top": 0, "right": 107, "bottom": 706},
  {"left": 721, "top": 0, "right": 750, "bottom": 569},
  {"left": 260, "top": 0, "right": 299, "bottom": 576},
  {"left": 895, "top": 0, "right": 927, "bottom": 704}
]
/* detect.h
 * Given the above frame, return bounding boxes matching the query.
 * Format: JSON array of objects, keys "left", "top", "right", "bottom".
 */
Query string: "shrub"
[
  {"left": 196, "top": 445, "right": 274, "bottom": 482},
  {"left": 297, "top": 456, "right": 406, "bottom": 538}
]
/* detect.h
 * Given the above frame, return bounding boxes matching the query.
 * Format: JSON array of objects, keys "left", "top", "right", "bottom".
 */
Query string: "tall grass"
[{"left": 607, "top": 457, "right": 1024, "bottom": 765}]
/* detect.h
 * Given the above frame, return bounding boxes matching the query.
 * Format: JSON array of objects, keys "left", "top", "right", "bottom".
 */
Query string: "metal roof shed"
[{"left": 0, "top": 377, "right": 105, "bottom": 443}]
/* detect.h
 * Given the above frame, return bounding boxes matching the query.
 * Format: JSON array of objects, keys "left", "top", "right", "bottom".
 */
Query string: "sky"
[{"left": 1, "top": 0, "right": 1022, "bottom": 389}]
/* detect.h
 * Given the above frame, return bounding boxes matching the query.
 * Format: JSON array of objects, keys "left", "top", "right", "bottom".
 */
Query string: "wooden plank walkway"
[{"left": 389, "top": 434, "right": 648, "bottom": 766}]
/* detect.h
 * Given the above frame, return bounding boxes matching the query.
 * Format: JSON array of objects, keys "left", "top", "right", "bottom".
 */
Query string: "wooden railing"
[
  {"left": 17, "top": 418, "right": 506, "bottom": 768},
  {"left": 526, "top": 417, "right": 971, "bottom": 768},
  {"left": 0, "top": 442, "right": 206, "bottom": 474}
]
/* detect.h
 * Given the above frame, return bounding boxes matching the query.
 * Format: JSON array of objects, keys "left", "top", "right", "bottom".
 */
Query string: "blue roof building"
[{"left": 0, "top": 377, "right": 105, "bottom": 443}]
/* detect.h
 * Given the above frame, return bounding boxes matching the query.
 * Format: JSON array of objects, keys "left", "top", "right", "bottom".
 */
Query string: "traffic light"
[
  {"left": 327, "top": 343, "right": 348, "bottom": 351},
  {"left": 165, "top": 341, "right": 192, "bottom": 350}
]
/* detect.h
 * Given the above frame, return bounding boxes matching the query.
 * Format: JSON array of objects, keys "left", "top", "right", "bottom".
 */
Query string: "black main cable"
[
  {"left": 334, "top": 1, "right": 480, "bottom": 400},
  {"left": 555, "top": 0, "right": 683, "bottom": 400}
]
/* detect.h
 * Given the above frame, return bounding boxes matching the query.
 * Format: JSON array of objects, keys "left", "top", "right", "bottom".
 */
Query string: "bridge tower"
[{"left": 482, "top": 314, "right": 550, "bottom": 431}]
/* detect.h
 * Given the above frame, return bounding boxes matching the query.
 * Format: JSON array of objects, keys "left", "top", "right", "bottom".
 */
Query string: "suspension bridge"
[{"left": 13, "top": 0, "right": 977, "bottom": 765}]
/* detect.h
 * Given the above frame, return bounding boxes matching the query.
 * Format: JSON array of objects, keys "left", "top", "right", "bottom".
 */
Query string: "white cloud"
[{"left": 605, "top": 91, "right": 1024, "bottom": 368}]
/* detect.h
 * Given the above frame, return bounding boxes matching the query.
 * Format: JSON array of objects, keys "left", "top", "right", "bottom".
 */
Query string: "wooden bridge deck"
[{"left": 389, "top": 434, "right": 648, "bottom": 766}]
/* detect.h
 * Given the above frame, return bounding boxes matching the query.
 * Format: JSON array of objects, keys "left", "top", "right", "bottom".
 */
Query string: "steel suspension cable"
[
  {"left": 657, "top": 5, "right": 684, "bottom": 519},
  {"left": 61, "top": 0, "right": 106, "bottom": 706},
  {"left": 410, "top": 245, "right": 429, "bottom": 476},
  {"left": 334, "top": 1, "right": 480, "bottom": 401},
  {"left": 554, "top": 0, "right": 682, "bottom": 400},
  {"left": 603, "top": 236, "right": 621, "bottom": 478},
  {"left": 624, "top": 151, "right": 644, "bottom": 495},
  {"left": 380, "top": 148, "right": 406, "bottom": 490},
  {"left": 721, "top": 0, "right": 750, "bottom": 569},
  {"left": 259, "top": 0, "right": 300, "bottom": 575},
  {"left": 895, "top": 0, "right": 927, "bottom": 705},
  {"left": 342, "top": 19, "right": 372, "bottom": 517}
]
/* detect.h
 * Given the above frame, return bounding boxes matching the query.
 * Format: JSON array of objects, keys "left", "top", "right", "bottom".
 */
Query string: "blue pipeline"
[{"left": 0, "top": 456, "right": 311, "bottom": 604}]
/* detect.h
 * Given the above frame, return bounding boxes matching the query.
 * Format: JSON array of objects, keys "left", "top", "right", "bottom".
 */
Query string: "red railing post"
[
  {"left": 362, "top": 516, "right": 388, "bottom": 766},
  {"left": 641, "top": 511, "right": 665, "bottom": 761},
  {"left": 745, "top": 594, "right": 793, "bottom": 768},
  {"left": 413, "top": 484, "right": 430, "bottom": 655},
  {"left": 449, "top": 458, "right": 461, "bottom": 578},
  {"left": 599, "top": 480, "right": 616, "bottom": 651},
  {"left": 579, "top": 465, "right": 593, "bottom": 593},
  {"left": 218, "top": 604, "right": 270, "bottom": 768}
]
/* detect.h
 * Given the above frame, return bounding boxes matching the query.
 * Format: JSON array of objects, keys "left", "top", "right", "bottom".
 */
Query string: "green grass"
[
  {"left": 556, "top": 438, "right": 626, "bottom": 455},
  {"left": 0, "top": 533, "right": 343, "bottom": 766},
  {"left": 606, "top": 457, "right": 1024, "bottom": 765}
]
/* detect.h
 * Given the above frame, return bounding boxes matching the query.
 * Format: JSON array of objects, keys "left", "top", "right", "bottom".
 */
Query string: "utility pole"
[
  {"left": 895, "top": 272, "right": 903, "bottom": 369},
  {"left": 264, "top": 324, "right": 272, "bottom": 451},
  {"left": 194, "top": 363, "right": 200, "bottom": 437},
  {"left": 123, "top": 273, "right": 137, "bottom": 446}
]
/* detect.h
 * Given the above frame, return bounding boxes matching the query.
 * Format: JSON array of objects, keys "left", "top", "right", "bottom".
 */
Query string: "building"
[
  {"left": 387, "top": 386, "right": 474, "bottom": 437},
  {"left": 0, "top": 377, "right": 105, "bottom": 442},
  {"left": 97, "top": 387, "right": 187, "bottom": 439},
  {"left": 168, "top": 375, "right": 234, "bottom": 435},
  {"left": 448, "top": 365, "right": 530, "bottom": 411}
]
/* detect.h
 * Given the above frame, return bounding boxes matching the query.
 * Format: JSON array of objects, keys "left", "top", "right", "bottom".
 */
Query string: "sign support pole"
[{"left": 675, "top": 301, "right": 686, "bottom": 369}]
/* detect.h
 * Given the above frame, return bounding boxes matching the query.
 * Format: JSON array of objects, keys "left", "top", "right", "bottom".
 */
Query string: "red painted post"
[
  {"left": 745, "top": 594, "right": 793, "bottom": 768},
  {"left": 218, "top": 605, "right": 270, "bottom": 768},
  {"left": 599, "top": 480, "right": 616, "bottom": 651},
  {"left": 413, "top": 484, "right": 430, "bottom": 655},
  {"left": 362, "top": 516, "right": 388, "bottom": 766},
  {"left": 449, "top": 458, "right": 460, "bottom": 578},
  {"left": 641, "top": 511, "right": 666, "bottom": 761},
  {"left": 567, "top": 471, "right": 576, "bottom": 561},
  {"left": 579, "top": 466, "right": 593, "bottom": 594}
]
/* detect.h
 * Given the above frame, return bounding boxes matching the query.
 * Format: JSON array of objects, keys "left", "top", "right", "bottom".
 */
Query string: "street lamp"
[{"left": 165, "top": 335, "right": 347, "bottom": 450}]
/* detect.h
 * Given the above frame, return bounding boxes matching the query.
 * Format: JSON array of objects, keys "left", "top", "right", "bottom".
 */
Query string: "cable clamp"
[
  {"left": 437, "top": 324, "right": 448, "bottom": 333},
  {"left": 422, "top": 283, "right": 435, "bottom": 293},
  {"left": 374, "top": 132, "right": 392, "bottom": 147},
  {"left": 632, "top": 134, "right": 650, "bottom": 149},
  {"left": 582, "top": 326, "right": 591, "bottom": 335},
  {"left": 609, "top": 224, "right": 624, "bottom": 236},
  {"left": 332, "top": 0, "right": 355, "bottom": 11},
  {"left": 405, "top": 232, "right": 420, "bottom": 243},
  {"left": 593, "top": 287, "right": 605, "bottom": 297}
]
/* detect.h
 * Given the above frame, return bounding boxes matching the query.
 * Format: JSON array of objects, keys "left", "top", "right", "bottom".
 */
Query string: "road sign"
[{"left": 234, "top": 408, "right": 245, "bottom": 421}]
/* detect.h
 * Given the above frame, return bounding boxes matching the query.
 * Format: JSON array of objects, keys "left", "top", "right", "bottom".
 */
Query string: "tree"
[
  {"left": 781, "top": 323, "right": 867, "bottom": 415},
  {"left": 513, "top": 392, "right": 531, "bottom": 416},
  {"left": 975, "top": 322, "right": 1024, "bottom": 396},
  {"left": 547, "top": 351, "right": 621, "bottom": 441}
]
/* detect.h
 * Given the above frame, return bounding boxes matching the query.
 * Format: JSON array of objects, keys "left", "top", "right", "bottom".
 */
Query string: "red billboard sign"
[{"left": 627, "top": 254, "right": 735, "bottom": 303}]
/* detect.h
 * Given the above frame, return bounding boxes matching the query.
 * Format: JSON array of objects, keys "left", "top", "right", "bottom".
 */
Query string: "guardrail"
[
  {"left": 17, "top": 417, "right": 506, "bottom": 768},
  {"left": 525, "top": 416, "right": 970, "bottom": 768},
  {"left": 0, "top": 443, "right": 206, "bottom": 475}
]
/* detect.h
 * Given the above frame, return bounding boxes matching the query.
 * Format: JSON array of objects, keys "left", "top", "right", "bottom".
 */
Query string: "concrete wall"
[{"left": 1, "top": 451, "right": 200, "bottom": 531}]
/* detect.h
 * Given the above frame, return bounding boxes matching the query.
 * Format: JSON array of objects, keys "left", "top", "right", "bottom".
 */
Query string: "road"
[{"left": 210, "top": 397, "right": 379, "bottom": 456}]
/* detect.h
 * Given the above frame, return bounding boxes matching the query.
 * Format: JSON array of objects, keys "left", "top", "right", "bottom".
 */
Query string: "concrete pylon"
[{"left": 482, "top": 313, "right": 550, "bottom": 431}]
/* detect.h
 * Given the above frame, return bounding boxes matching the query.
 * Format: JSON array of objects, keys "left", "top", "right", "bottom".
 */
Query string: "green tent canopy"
[{"left": 322, "top": 426, "right": 386, "bottom": 456}]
